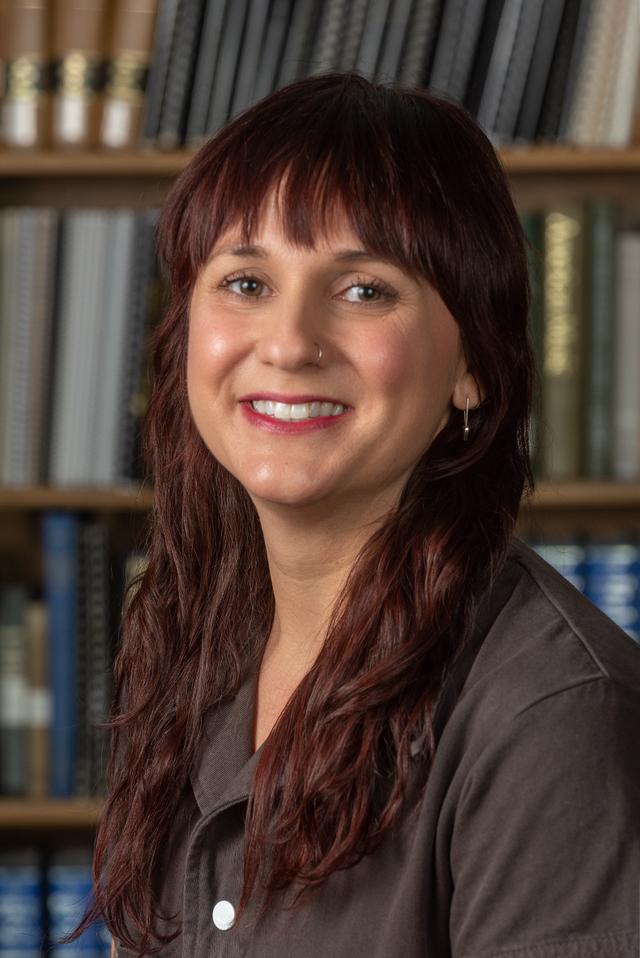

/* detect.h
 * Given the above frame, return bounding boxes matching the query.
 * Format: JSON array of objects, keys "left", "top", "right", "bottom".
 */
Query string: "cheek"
[
  {"left": 364, "top": 325, "right": 454, "bottom": 402},
  {"left": 186, "top": 308, "right": 238, "bottom": 392}
]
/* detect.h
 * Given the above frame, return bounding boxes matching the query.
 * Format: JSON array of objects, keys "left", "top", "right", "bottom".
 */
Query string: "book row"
[
  {"left": 0, "top": 513, "right": 639, "bottom": 801},
  {"left": 0, "top": 512, "right": 143, "bottom": 799},
  {"left": 1, "top": 0, "right": 639, "bottom": 151},
  {"left": 2, "top": 201, "right": 640, "bottom": 488},
  {"left": 0, "top": 207, "right": 162, "bottom": 488},
  {"left": 525, "top": 202, "right": 640, "bottom": 482},
  {"left": 0, "top": 846, "right": 110, "bottom": 957}
]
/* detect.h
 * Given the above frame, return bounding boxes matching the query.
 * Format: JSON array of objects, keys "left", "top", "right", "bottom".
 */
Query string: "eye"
[
  {"left": 341, "top": 277, "right": 398, "bottom": 305},
  {"left": 218, "top": 272, "right": 268, "bottom": 298}
]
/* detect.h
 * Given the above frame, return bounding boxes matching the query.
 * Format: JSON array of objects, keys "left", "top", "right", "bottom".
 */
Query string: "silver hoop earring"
[
  {"left": 315, "top": 342, "right": 323, "bottom": 363},
  {"left": 463, "top": 396, "right": 470, "bottom": 441}
]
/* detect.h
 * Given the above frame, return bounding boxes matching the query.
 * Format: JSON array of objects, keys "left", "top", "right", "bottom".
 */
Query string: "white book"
[
  {"left": 567, "top": 0, "right": 628, "bottom": 147},
  {"left": 0, "top": 209, "right": 20, "bottom": 485},
  {"left": 604, "top": 0, "right": 640, "bottom": 146},
  {"left": 92, "top": 210, "right": 136, "bottom": 484},
  {"left": 612, "top": 233, "right": 640, "bottom": 480}
]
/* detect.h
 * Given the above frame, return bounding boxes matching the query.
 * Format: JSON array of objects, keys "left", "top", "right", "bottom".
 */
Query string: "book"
[
  {"left": 157, "top": 0, "right": 207, "bottom": 148},
  {"left": 253, "top": 0, "right": 295, "bottom": 103},
  {"left": 514, "top": 0, "right": 566, "bottom": 142},
  {"left": 354, "top": 0, "right": 395, "bottom": 78},
  {"left": 0, "top": 584, "right": 29, "bottom": 795},
  {"left": 277, "top": 0, "right": 324, "bottom": 87},
  {"left": 535, "top": 0, "right": 583, "bottom": 141},
  {"left": 0, "top": 848, "right": 45, "bottom": 955},
  {"left": 185, "top": 0, "right": 229, "bottom": 146},
  {"left": 309, "top": 0, "right": 352, "bottom": 74},
  {"left": 539, "top": 206, "right": 585, "bottom": 480},
  {"left": 1, "top": 0, "right": 49, "bottom": 147},
  {"left": 229, "top": 0, "right": 274, "bottom": 119},
  {"left": 612, "top": 232, "right": 640, "bottom": 480},
  {"left": 398, "top": 0, "right": 441, "bottom": 86},
  {"left": 487, "top": 0, "right": 546, "bottom": 143},
  {"left": 375, "top": 0, "right": 415, "bottom": 81},
  {"left": 339, "top": 0, "right": 370, "bottom": 72},
  {"left": 101, "top": 0, "right": 158, "bottom": 149},
  {"left": 139, "top": 0, "right": 180, "bottom": 146},
  {"left": 563, "top": 0, "right": 628, "bottom": 147},
  {"left": 429, "top": 0, "right": 487, "bottom": 102},
  {"left": 205, "top": 0, "right": 250, "bottom": 134},
  {"left": 51, "top": 0, "right": 109, "bottom": 148},
  {"left": 41, "top": 511, "right": 79, "bottom": 798},
  {"left": 582, "top": 200, "right": 616, "bottom": 479},
  {"left": 24, "top": 599, "right": 50, "bottom": 800}
]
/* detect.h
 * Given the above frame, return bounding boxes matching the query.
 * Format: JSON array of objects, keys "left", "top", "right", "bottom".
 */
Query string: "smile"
[{"left": 251, "top": 400, "right": 344, "bottom": 421}]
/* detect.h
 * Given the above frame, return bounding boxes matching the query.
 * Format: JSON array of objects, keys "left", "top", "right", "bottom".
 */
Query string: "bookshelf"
[{"left": 1, "top": 145, "right": 640, "bottom": 834}]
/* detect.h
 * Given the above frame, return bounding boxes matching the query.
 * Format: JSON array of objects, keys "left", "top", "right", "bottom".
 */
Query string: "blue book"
[
  {"left": 41, "top": 512, "right": 78, "bottom": 797},
  {"left": 584, "top": 541, "right": 640, "bottom": 644},
  {"left": 46, "top": 848, "right": 108, "bottom": 955},
  {"left": 0, "top": 848, "right": 44, "bottom": 957}
]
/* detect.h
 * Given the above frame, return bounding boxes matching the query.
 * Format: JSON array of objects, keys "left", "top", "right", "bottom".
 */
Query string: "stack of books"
[{"left": 0, "top": 0, "right": 638, "bottom": 151}]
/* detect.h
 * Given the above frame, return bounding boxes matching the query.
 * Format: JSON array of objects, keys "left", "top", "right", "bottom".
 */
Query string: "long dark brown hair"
[{"left": 64, "top": 72, "right": 535, "bottom": 955}]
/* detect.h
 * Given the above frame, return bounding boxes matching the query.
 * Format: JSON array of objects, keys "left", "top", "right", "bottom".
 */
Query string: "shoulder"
[
  {"left": 433, "top": 535, "right": 640, "bottom": 774},
  {"left": 468, "top": 535, "right": 640, "bottom": 708}
]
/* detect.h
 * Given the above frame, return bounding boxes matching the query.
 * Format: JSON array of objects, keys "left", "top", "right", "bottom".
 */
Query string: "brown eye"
[{"left": 220, "top": 274, "right": 266, "bottom": 297}]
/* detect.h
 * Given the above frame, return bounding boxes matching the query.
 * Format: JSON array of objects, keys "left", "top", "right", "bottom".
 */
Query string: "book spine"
[
  {"left": 51, "top": 0, "right": 109, "bottom": 148},
  {"left": 539, "top": 206, "right": 585, "bottom": 480},
  {"left": 398, "top": 0, "right": 441, "bottom": 87},
  {"left": 0, "top": 848, "right": 44, "bottom": 954},
  {"left": 0, "top": 584, "right": 29, "bottom": 795},
  {"left": 101, "top": 0, "right": 158, "bottom": 149},
  {"left": 514, "top": 0, "right": 567, "bottom": 142},
  {"left": 583, "top": 200, "right": 616, "bottom": 479},
  {"left": 521, "top": 212, "right": 544, "bottom": 476},
  {"left": 41, "top": 511, "right": 78, "bottom": 798},
  {"left": 604, "top": 0, "right": 640, "bottom": 147},
  {"left": 25, "top": 599, "right": 51, "bottom": 800},
  {"left": 184, "top": 0, "right": 229, "bottom": 146},
  {"left": 612, "top": 232, "right": 640, "bottom": 479},
  {"left": 1, "top": 0, "right": 49, "bottom": 148},
  {"left": 157, "top": 0, "right": 207, "bottom": 148}
]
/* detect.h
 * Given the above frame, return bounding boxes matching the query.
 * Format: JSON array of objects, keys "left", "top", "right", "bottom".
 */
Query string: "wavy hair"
[{"left": 64, "top": 72, "right": 535, "bottom": 955}]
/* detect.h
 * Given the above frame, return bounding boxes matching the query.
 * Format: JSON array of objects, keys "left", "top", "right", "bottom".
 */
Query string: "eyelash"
[{"left": 216, "top": 271, "right": 398, "bottom": 305}]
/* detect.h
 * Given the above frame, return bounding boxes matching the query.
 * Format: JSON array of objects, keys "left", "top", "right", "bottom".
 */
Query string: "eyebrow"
[{"left": 206, "top": 244, "right": 393, "bottom": 265}]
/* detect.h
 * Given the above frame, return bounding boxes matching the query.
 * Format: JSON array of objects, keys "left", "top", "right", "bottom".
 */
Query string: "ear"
[{"left": 451, "top": 364, "right": 485, "bottom": 411}]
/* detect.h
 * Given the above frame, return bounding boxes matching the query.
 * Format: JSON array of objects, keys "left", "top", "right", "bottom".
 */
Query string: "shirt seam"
[{"left": 461, "top": 927, "right": 639, "bottom": 957}]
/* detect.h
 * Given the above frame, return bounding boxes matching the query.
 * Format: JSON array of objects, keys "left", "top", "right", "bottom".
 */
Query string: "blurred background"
[{"left": 0, "top": 0, "right": 639, "bottom": 953}]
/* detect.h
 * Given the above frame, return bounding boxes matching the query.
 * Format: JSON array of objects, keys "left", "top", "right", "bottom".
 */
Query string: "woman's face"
[{"left": 187, "top": 193, "right": 481, "bottom": 515}]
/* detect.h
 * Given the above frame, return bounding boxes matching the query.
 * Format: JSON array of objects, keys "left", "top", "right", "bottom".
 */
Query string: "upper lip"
[{"left": 239, "top": 392, "right": 349, "bottom": 407}]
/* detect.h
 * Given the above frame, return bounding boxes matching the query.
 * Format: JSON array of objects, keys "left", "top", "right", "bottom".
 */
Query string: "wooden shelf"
[
  {"left": 0, "top": 484, "right": 153, "bottom": 511},
  {"left": 1, "top": 482, "right": 640, "bottom": 512},
  {"left": 1, "top": 146, "right": 640, "bottom": 178},
  {"left": 0, "top": 799, "right": 102, "bottom": 828}
]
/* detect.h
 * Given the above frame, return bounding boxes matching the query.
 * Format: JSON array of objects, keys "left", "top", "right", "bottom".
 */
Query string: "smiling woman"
[{"left": 60, "top": 72, "right": 639, "bottom": 958}]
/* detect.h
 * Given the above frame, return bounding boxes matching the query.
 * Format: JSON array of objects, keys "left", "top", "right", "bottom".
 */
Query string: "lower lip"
[{"left": 240, "top": 402, "right": 351, "bottom": 433}]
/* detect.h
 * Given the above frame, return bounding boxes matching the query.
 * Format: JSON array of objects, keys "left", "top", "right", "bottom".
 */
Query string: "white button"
[{"left": 212, "top": 899, "right": 236, "bottom": 930}]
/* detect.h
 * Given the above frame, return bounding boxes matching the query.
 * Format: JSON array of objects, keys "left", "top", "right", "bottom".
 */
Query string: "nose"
[{"left": 255, "top": 294, "right": 323, "bottom": 369}]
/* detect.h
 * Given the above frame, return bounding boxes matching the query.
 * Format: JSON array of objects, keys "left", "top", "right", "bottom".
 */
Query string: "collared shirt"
[{"left": 115, "top": 537, "right": 640, "bottom": 957}]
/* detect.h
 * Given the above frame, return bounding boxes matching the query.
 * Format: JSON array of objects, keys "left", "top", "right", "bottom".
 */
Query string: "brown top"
[{"left": 115, "top": 537, "right": 640, "bottom": 957}]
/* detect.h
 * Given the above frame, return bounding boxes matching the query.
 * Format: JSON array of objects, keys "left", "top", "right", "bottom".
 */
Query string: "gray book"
[
  {"left": 206, "top": 0, "right": 251, "bottom": 134},
  {"left": 429, "top": 0, "right": 487, "bottom": 100},
  {"left": 92, "top": 211, "right": 136, "bottom": 486},
  {"left": 398, "top": 0, "right": 441, "bottom": 86},
  {"left": 229, "top": 0, "right": 274, "bottom": 118},
  {"left": 375, "top": 0, "right": 415, "bottom": 81},
  {"left": 185, "top": 0, "right": 229, "bottom": 145},
  {"left": 253, "top": 0, "right": 294, "bottom": 101},
  {"left": 277, "top": 0, "right": 325, "bottom": 86},
  {"left": 354, "top": 0, "right": 394, "bottom": 76},
  {"left": 309, "top": 0, "right": 350, "bottom": 73},
  {"left": 139, "top": 0, "right": 181, "bottom": 145},
  {"left": 514, "top": 0, "right": 567, "bottom": 142},
  {"left": 157, "top": 0, "right": 208, "bottom": 149},
  {"left": 489, "top": 0, "right": 546, "bottom": 143}
]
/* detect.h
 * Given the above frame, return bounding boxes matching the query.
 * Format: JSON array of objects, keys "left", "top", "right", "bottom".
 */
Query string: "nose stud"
[{"left": 315, "top": 342, "right": 323, "bottom": 363}]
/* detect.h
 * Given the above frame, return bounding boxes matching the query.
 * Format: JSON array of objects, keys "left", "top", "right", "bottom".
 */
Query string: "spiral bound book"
[
  {"left": 398, "top": 0, "right": 441, "bottom": 86},
  {"left": 429, "top": 0, "right": 488, "bottom": 102},
  {"left": 139, "top": 0, "right": 180, "bottom": 145},
  {"left": 514, "top": 0, "right": 566, "bottom": 143},
  {"left": 185, "top": 0, "right": 229, "bottom": 146},
  {"left": 252, "top": 0, "right": 295, "bottom": 104},
  {"left": 157, "top": 0, "right": 207, "bottom": 149}
]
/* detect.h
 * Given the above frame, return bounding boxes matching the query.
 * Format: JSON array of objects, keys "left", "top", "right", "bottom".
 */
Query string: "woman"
[{"left": 68, "top": 72, "right": 639, "bottom": 957}]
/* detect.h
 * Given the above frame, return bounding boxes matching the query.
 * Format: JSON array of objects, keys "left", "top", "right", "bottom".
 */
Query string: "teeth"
[{"left": 251, "top": 400, "right": 345, "bottom": 420}]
